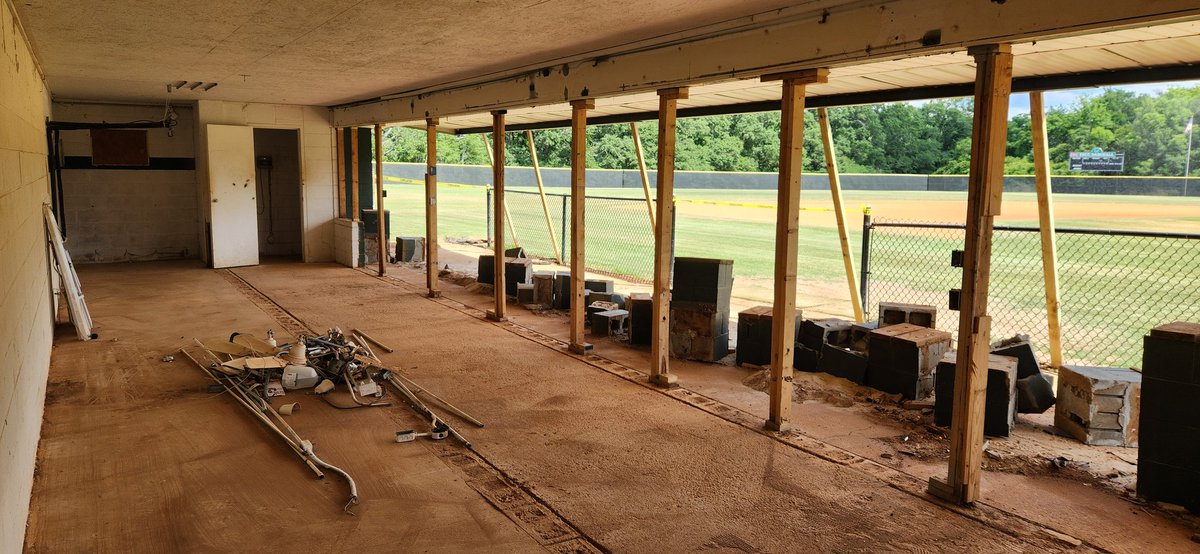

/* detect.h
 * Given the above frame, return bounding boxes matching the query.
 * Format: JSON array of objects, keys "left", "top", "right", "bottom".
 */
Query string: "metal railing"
[{"left": 862, "top": 215, "right": 1200, "bottom": 368}]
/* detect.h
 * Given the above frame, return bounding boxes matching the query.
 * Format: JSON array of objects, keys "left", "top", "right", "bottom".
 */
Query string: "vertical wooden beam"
[
  {"left": 929, "top": 44, "right": 1013, "bottom": 505},
  {"left": 630, "top": 122, "right": 656, "bottom": 230},
  {"left": 482, "top": 132, "right": 521, "bottom": 248},
  {"left": 1031, "top": 92, "right": 1063, "bottom": 368},
  {"left": 375, "top": 124, "right": 386, "bottom": 276},
  {"left": 526, "top": 130, "right": 563, "bottom": 263},
  {"left": 350, "top": 128, "right": 360, "bottom": 221},
  {"left": 568, "top": 99, "right": 595, "bottom": 354},
  {"left": 426, "top": 117, "right": 441, "bottom": 298},
  {"left": 762, "top": 69, "right": 827, "bottom": 431},
  {"left": 487, "top": 111, "right": 508, "bottom": 321},
  {"left": 817, "top": 108, "right": 865, "bottom": 323},
  {"left": 649, "top": 87, "right": 687, "bottom": 388},
  {"left": 336, "top": 128, "right": 346, "bottom": 219}
]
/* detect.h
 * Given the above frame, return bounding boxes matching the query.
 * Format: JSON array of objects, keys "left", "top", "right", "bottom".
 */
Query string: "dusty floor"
[{"left": 25, "top": 260, "right": 1200, "bottom": 552}]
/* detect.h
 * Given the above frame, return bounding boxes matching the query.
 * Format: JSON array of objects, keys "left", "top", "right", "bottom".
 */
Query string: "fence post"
[
  {"left": 561, "top": 194, "right": 569, "bottom": 264},
  {"left": 486, "top": 187, "right": 493, "bottom": 247},
  {"left": 859, "top": 206, "right": 872, "bottom": 318}
]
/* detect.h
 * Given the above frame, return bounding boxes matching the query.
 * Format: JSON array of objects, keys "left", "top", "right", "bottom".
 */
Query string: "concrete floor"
[{"left": 25, "top": 260, "right": 1200, "bottom": 552}]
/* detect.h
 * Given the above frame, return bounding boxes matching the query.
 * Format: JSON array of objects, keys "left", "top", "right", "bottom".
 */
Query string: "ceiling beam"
[
  {"left": 444, "top": 64, "right": 1200, "bottom": 134},
  {"left": 332, "top": 0, "right": 1200, "bottom": 127}
]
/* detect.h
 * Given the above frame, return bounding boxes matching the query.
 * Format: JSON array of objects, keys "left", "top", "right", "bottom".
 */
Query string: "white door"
[{"left": 207, "top": 124, "right": 259, "bottom": 268}]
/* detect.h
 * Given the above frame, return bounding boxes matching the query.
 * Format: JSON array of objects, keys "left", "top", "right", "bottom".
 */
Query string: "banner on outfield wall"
[{"left": 1069, "top": 148, "right": 1125, "bottom": 172}]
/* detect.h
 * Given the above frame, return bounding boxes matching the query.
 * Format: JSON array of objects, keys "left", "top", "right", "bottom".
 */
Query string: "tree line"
[{"left": 383, "top": 85, "right": 1200, "bottom": 177}]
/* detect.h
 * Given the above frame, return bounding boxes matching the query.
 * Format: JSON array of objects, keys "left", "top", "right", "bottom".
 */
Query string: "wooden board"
[{"left": 43, "top": 204, "right": 93, "bottom": 341}]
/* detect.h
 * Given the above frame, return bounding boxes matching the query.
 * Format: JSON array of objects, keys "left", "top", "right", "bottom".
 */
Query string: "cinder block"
[
  {"left": 478, "top": 255, "right": 495, "bottom": 285},
  {"left": 1143, "top": 323, "right": 1200, "bottom": 384},
  {"left": 628, "top": 293, "right": 653, "bottom": 346},
  {"left": 590, "top": 309, "right": 629, "bottom": 337},
  {"left": 1055, "top": 365, "right": 1141, "bottom": 447},
  {"left": 799, "top": 318, "right": 853, "bottom": 351},
  {"left": 516, "top": 283, "right": 536, "bottom": 304},
  {"left": 1015, "top": 372, "right": 1056, "bottom": 414},
  {"left": 586, "top": 301, "right": 619, "bottom": 327},
  {"left": 820, "top": 344, "right": 868, "bottom": 384},
  {"left": 735, "top": 305, "right": 801, "bottom": 367},
  {"left": 504, "top": 259, "right": 531, "bottom": 297},
  {"left": 584, "top": 279, "right": 613, "bottom": 294},
  {"left": 1137, "top": 459, "right": 1200, "bottom": 513},
  {"left": 934, "top": 351, "right": 1019, "bottom": 436},
  {"left": 586, "top": 291, "right": 625, "bottom": 309},
  {"left": 670, "top": 302, "right": 729, "bottom": 362},
  {"left": 866, "top": 324, "right": 951, "bottom": 400},
  {"left": 1139, "top": 376, "right": 1200, "bottom": 425},
  {"left": 793, "top": 344, "right": 820, "bottom": 373},
  {"left": 878, "top": 302, "right": 937, "bottom": 329},
  {"left": 504, "top": 246, "right": 526, "bottom": 258},
  {"left": 672, "top": 257, "right": 733, "bottom": 305},
  {"left": 532, "top": 272, "right": 554, "bottom": 307},
  {"left": 395, "top": 236, "right": 425, "bottom": 262},
  {"left": 990, "top": 335, "right": 1041, "bottom": 379},
  {"left": 552, "top": 273, "right": 571, "bottom": 309},
  {"left": 849, "top": 320, "right": 880, "bottom": 352}
]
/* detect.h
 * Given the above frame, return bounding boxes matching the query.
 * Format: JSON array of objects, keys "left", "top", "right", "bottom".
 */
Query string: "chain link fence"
[
  {"left": 487, "top": 188, "right": 659, "bottom": 283},
  {"left": 863, "top": 216, "right": 1200, "bottom": 368}
]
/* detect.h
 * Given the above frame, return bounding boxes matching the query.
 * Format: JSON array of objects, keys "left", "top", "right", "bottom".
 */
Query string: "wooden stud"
[
  {"left": 817, "top": 108, "right": 865, "bottom": 323},
  {"left": 766, "top": 74, "right": 823, "bottom": 431},
  {"left": 336, "top": 128, "right": 346, "bottom": 219},
  {"left": 760, "top": 68, "right": 829, "bottom": 84},
  {"left": 482, "top": 132, "right": 521, "bottom": 248},
  {"left": 426, "top": 117, "right": 441, "bottom": 298},
  {"left": 630, "top": 122, "right": 656, "bottom": 230},
  {"left": 929, "top": 44, "right": 1013, "bottom": 505},
  {"left": 375, "top": 124, "right": 386, "bottom": 276},
  {"left": 526, "top": 130, "right": 562, "bottom": 263},
  {"left": 350, "top": 128, "right": 360, "bottom": 221},
  {"left": 569, "top": 99, "right": 595, "bottom": 354},
  {"left": 488, "top": 111, "right": 508, "bottom": 321},
  {"left": 649, "top": 87, "right": 686, "bottom": 388},
  {"left": 1031, "top": 92, "right": 1063, "bottom": 368}
]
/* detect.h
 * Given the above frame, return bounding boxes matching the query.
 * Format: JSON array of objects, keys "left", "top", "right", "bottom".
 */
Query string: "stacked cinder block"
[
  {"left": 532, "top": 272, "right": 555, "bottom": 307},
  {"left": 865, "top": 323, "right": 950, "bottom": 400},
  {"left": 477, "top": 254, "right": 495, "bottom": 285},
  {"left": 670, "top": 258, "right": 733, "bottom": 362},
  {"left": 552, "top": 273, "right": 571, "bottom": 309},
  {"left": 628, "top": 293, "right": 653, "bottom": 346},
  {"left": 1055, "top": 365, "right": 1140, "bottom": 447},
  {"left": 504, "top": 258, "right": 531, "bottom": 297},
  {"left": 735, "top": 306, "right": 801, "bottom": 367},
  {"left": 991, "top": 335, "right": 1055, "bottom": 414},
  {"left": 394, "top": 236, "right": 425, "bottom": 262},
  {"left": 934, "top": 352, "right": 1019, "bottom": 437},
  {"left": 795, "top": 318, "right": 852, "bottom": 372},
  {"left": 877, "top": 302, "right": 937, "bottom": 328},
  {"left": 1138, "top": 322, "right": 1200, "bottom": 511}
]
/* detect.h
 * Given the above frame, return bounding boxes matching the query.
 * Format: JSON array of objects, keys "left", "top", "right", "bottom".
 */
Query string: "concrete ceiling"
[{"left": 15, "top": 0, "right": 805, "bottom": 106}]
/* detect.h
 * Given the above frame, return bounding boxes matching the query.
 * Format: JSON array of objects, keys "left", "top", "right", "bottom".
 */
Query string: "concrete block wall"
[
  {"left": 0, "top": 2, "right": 53, "bottom": 551},
  {"left": 53, "top": 102, "right": 199, "bottom": 262},
  {"left": 195, "top": 101, "right": 336, "bottom": 263}
]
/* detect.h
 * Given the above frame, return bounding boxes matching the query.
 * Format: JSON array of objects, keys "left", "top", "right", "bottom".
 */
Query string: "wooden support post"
[
  {"left": 569, "top": 99, "right": 595, "bottom": 354},
  {"left": 482, "top": 133, "right": 520, "bottom": 248},
  {"left": 487, "top": 112, "right": 508, "bottom": 321},
  {"left": 375, "top": 124, "right": 386, "bottom": 276},
  {"left": 763, "top": 69, "right": 828, "bottom": 431},
  {"left": 929, "top": 44, "right": 1013, "bottom": 505},
  {"left": 649, "top": 87, "right": 687, "bottom": 388},
  {"left": 350, "top": 128, "right": 360, "bottom": 221},
  {"left": 526, "top": 130, "right": 562, "bottom": 263},
  {"left": 1031, "top": 92, "right": 1063, "bottom": 368},
  {"left": 630, "top": 122, "right": 656, "bottom": 230},
  {"left": 817, "top": 108, "right": 865, "bottom": 323},
  {"left": 426, "top": 117, "right": 441, "bottom": 298},
  {"left": 336, "top": 128, "right": 346, "bottom": 218}
]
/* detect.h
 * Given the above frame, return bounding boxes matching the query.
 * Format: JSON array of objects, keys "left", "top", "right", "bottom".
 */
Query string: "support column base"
[
  {"left": 485, "top": 310, "right": 505, "bottom": 322},
  {"left": 926, "top": 476, "right": 972, "bottom": 505},
  {"left": 568, "top": 342, "right": 593, "bottom": 355},
  {"left": 427, "top": 290, "right": 442, "bottom": 298},
  {"left": 649, "top": 373, "right": 678, "bottom": 389},
  {"left": 764, "top": 419, "right": 793, "bottom": 433}
]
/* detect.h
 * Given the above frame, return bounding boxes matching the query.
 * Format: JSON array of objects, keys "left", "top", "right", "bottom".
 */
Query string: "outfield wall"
[{"left": 385, "top": 162, "right": 1200, "bottom": 197}]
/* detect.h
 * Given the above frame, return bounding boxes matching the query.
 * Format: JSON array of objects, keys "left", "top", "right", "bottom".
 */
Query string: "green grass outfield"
[{"left": 384, "top": 183, "right": 1200, "bottom": 367}]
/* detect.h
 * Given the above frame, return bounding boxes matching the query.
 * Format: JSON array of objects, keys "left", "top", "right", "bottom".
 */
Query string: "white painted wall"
[
  {"left": 53, "top": 102, "right": 199, "bottom": 262},
  {"left": 195, "top": 101, "right": 335, "bottom": 263},
  {"left": 0, "top": 2, "right": 53, "bottom": 551}
]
